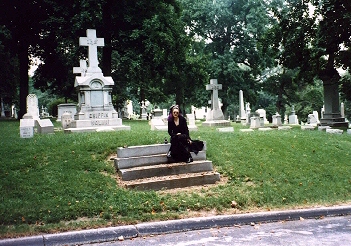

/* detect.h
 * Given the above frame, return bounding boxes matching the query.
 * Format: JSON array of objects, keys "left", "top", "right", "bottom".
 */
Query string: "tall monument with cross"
[
  {"left": 202, "top": 79, "right": 230, "bottom": 127},
  {"left": 66, "top": 29, "right": 130, "bottom": 132}
]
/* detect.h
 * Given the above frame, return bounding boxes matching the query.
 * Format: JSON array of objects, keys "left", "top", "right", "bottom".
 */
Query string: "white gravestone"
[
  {"left": 61, "top": 112, "right": 73, "bottom": 129},
  {"left": 1, "top": 97, "right": 5, "bottom": 117},
  {"left": 186, "top": 113, "right": 198, "bottom": 131},
  {"left": 23, "top": 94, "right": 40, "bottom": 120},
  {"left": 150, "top": 118, "right": 167, "bottom": 131},
  {"left": 20, "top": 119, "right": 35, "bottom": 138},
  {"left": 272, "top": 112, "right": 282, "bottom": 126},
  {"left": 202, "top": 79, "right": 230, "bottom": 126},
  {"left": 67, "top": 29, "right": 130, "bottom": 132},
  {"left": 288, "top": 106, "right": 299, "bottom": 125},
  {"left": 256, "top": 109, "right": 269, "bottom": 124},
  {"left": 37, "top": 119, "right": 54, "bottom": 134},
  {"left": 206, "top": 79, "right": 224, "bottom": 120},
  {"left": 250, "top": 116, "right": 261, "bottom": 129}
]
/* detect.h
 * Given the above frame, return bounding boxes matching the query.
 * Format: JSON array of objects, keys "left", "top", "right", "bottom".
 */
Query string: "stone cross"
[
  {"left": 73, "top": 60, "right": 88, "bottom": 76},
  {"left": 79, "top": 29, "right": 104, "bottom": 73},
  {"left": 206, "top": 79, "right": 222, "bottom": 111}
]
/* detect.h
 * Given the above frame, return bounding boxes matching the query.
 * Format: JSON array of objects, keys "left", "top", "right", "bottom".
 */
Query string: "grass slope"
[{"left": 1, "top": 119, "right": 350, "bottom": 237}]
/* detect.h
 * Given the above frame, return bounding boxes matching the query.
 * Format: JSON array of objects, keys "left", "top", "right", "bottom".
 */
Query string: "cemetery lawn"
[{"left": 1, "top": 119, "right": 351, "bottom": 238}]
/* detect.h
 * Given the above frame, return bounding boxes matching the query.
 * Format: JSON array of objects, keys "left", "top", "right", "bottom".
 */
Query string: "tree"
[{"left": 0, "top": 0, "right": 50, "bottom": 118}]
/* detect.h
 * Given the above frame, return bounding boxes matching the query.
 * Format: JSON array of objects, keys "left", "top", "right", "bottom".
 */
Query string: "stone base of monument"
[
  {"left": 320, "top": 117, "right": 349, "bottom": 129},
  {"left": 202, "top": 120, "right": 231, "bottom": 127},
  {"left": 114, "top": 143, "right": 220, "bottom": 191},
  {"left": 64, "top": 118, "right": 130, "bottom": 133}
]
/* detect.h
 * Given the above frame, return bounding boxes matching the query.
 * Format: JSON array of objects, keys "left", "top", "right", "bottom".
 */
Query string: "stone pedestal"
[{"left": 320, "top": 82, "right": 348, "bottom": 128}]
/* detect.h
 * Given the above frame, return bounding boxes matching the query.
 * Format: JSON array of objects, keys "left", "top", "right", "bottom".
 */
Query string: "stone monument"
[
  {"left": 239, "top": 90, "right": 246, "bottom": 124},
  {"left": 320, "top": 81, "right": 348, "bottom": 128},
  {"left": 202, "top": 79, "right": 230, "bottom": 127},
  {"left": 65, "top": 29, "right": 130, "bottom": 133}
]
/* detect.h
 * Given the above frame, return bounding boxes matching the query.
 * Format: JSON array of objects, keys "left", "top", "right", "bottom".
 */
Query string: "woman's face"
[{"left": 172, "top": 108, "right": 179, "bottom": 118}]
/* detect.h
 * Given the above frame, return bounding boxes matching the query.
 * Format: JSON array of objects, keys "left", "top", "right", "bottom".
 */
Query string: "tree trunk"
[
  {"left": 18, "top": 41, "right": 29, "bottom": 119},
  {"left": 102, "top": 0, "right": 112, "bottom": 76}
]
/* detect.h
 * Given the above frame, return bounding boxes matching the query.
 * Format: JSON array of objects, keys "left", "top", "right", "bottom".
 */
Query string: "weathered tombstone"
[
  {"left": 11, "top": 105, "right": 18, "bottom": 119},
  {"left": 23, "top": 94, "right": 40, "bottom": 120},
  {"left": 150, "top": 118, "right": 167, "bottom": 131},
  {"left": 152, "top": 108, "right": 163, "bottom": 118},
  {"left": 140, "top": 101, "right": 147, "bottom": 120},
  {"left": 326, "top": 128, "right": 343, "bottom": 135},
  {"left": 20, "top": 119, "right": 35, "bottom": 138},
  {"left": 186, "top": 113, "right": 198, "bottom": 131},
  {"left": 272, "top": 112, "right": 282, "bottom": 126},
  {"left": 340, "top": 102, "right": 345, "bottom": 118},
  {"left": 245, "top": 102, "right": 251, "bottom": 125},
  {"left": 288, "top": 106, "right": 299, "bottom": 125},
  {"left": 250, "top": 116, "right": 261, "bottom": 129},
  {"left": 66, "top": 29, "right": 130, "bottom": 132},
  {"left": 61, "top": 112, "right": 73, "bottom": 129},
  {"left": 37, "top": 119, "right": 54, "bottom": 134},
  {"left": 57, "top": 103, "right": 77, "bottom": 122},
  {"left": 307, "top": 111, "right": 320, "bottom": 126},
  {"left": 256, "top": 109, "right": 269, "bottom": 124}
]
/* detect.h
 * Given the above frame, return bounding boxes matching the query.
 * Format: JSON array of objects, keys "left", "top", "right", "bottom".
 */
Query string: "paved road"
[{"left": 87, "top": 215, "right": 351, "bottom": 246}]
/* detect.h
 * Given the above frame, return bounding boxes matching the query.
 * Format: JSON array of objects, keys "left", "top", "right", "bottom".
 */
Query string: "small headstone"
[
  {"left": 272, "top": 112, "right": 282, "bottom": 126},
  {"left": 20, "top": 119, "right": 35, "bottom": 138},
  {"left": 150, "top": 118, "right": 167, "bottom": 131},
  {"left": 37, "top": 119, "right": 54, "bottom": 134},
  {"left": 326, "top": 129, "right": 343, "bottom": 135},
  {"left": 61, "top": 112, "right": 73, "bottom": 129},
  {"left": 288, "top": 106, "right": 299, "bottom": 125},
  {"left": 256, "top": 109, "right": 269, "bottom": 124},
  {"left": 347, "top": 129, "right": 351, "bottom": 135},
  {"left": 186, "top": 113, "right": 198, "bottom": 131},
  {"left": 217, "top": 127, "right": 234, "bottom": 132},
  {"left": 250, "top": 116, "right": 261, "bottom": 129}
]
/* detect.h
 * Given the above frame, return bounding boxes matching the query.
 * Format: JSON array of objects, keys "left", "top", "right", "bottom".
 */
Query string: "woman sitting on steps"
[{"left": 167, "top": 105, "right": 193, "bottom": 163}]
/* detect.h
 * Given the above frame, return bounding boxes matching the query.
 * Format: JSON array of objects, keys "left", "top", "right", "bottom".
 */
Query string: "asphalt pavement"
[{"left": 1, "top": 205, "right": 351, "bottom": 246}]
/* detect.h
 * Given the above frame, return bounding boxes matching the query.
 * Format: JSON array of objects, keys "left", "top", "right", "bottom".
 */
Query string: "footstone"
[
  {"left": 217, "top": 127, "right": 234, "bottom": 132},
  {"left": 278, "top": 126, "right": 292, "bottom": 130},
  {"left": 258, "top": 127, "right": 273, "bottom": 131},
  {"left": 37, "top": 119, "right": 54, "bottom": 134},
  {"left": 240, "top": 129, "right": 254, "bottom": 132},
  {"left": 326, "top": 129, "right": 343, "bottom": 135},
  {"left": 301, "top": 125, "right": 315, "bottom": 130}
]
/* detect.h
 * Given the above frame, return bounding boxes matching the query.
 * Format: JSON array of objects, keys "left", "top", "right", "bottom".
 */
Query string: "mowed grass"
[{"left": 1, "top": 119, "right": 351, "bottom": 237}]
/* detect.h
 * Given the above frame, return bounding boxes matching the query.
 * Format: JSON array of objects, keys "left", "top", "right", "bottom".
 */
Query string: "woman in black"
[{"left": 167, "top": 105, "right": 193, "bottom": 163}]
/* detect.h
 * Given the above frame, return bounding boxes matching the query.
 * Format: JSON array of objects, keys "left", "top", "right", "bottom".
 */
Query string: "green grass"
[{"left": 1, "top": 119, "right": 351, "bottom": 237}]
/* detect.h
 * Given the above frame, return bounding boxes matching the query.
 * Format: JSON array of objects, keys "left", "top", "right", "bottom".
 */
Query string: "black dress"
[{"left": 168, "top": 116, "right": 192, "bottom": 162}]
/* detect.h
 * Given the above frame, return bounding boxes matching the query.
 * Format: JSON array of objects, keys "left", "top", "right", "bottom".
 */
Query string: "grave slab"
[
  {"left": 278, "top": 126, "right": 292, "bottom": 130},
  {"left": 326, "top": 129, "right": 343, "bottom": 134},
  {"left": 217, "top": 127, "right": 234, "bottom": 132}
]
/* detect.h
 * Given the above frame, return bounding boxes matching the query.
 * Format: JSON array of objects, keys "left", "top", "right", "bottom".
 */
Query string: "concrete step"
[
  {"left": 119, "top": 160, "right": 214, "bottom": 181},
  {"left": 123, "top": 172, "right": 221, "bottom": 191},
  {"left": 116, "top": 142, "right": 207, "bottom": 158},
  {"left": 115, "top": 151, "right": 207, "bottom": 169}
]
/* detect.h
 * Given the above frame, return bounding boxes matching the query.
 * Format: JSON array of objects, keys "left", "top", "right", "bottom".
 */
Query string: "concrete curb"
[{"left": 1, "top": 205, "right": 351, "bottom": 246}]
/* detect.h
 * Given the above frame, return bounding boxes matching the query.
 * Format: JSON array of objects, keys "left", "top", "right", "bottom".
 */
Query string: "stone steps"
[
  {"left": 114, "top": 143, "right": 220, "bottom": 190},
  {"left": 123, "top": 172, "right": 221, "bottom": 191}
]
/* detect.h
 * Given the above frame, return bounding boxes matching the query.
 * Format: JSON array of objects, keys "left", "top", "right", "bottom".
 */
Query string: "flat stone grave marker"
[
  {"left": 20, "top": 119, "right": 35, "bottom": 138},
  {"left": 278, "top": 126, "right": 292, "bottom": 130},
  {"left": 37, "top": 119, "right": 54, "bottom": 134},
  {"left": 150, "top": 118, "right": 167, "bottom": 131},
  {"left": 217, "top": 127, "right": 234, "bottom": 132},
  {"left": 326, "top": 129, "right": 343, "bottom": 135}
]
